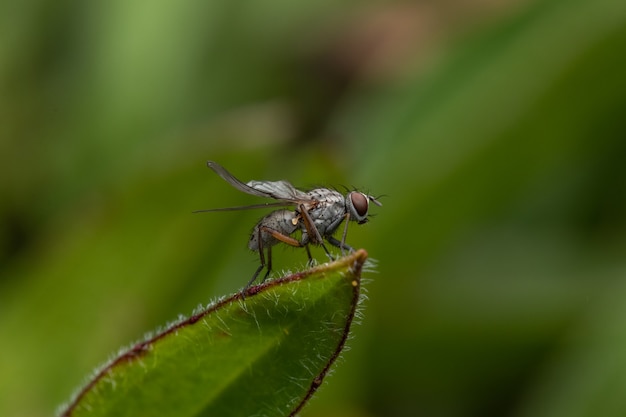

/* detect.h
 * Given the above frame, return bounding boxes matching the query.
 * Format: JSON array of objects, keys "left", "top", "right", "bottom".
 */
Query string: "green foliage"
[
  {"left": 60, "top": 251, "right": 366, "bottom": 417},
  {"left": 1, "top": 0, "right": 626, "bottom": 416}
]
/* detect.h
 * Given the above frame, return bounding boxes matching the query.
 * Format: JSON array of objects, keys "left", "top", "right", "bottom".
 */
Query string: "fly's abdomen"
[{"left": 248, "top": 210, "right": 299, "bottom": 251}]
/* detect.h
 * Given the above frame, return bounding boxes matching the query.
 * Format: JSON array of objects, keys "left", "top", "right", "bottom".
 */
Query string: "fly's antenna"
[{"left": 368, "top": 194, "right": 384, "bottom": 206}]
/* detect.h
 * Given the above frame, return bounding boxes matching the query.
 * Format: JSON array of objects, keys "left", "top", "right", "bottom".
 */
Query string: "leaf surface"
[{"left": 60, "top": 250, "right": 368, "bottom": 417}]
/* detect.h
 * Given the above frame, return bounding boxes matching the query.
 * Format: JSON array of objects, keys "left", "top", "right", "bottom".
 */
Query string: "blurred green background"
[{"left": 2, "top": 0, "right": 626, "bottom": 416}]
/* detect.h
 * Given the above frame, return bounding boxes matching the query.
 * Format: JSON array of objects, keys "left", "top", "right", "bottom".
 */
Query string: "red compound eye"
[{"left": 350, "top": 192, "right": 368, "bottom": 218}]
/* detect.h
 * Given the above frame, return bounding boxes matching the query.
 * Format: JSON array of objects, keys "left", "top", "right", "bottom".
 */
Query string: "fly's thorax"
[
  {"left": 248, "top": 209, "right": 299, "bottom": 251},
  {"left": 306, "top": 188, "right": 344, "bottom": 203},
  {"left": 300, "top": 189, "right": 347, "bottom": 239}
]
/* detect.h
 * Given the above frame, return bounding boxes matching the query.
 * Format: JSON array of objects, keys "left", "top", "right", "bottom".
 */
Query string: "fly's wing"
[
  {"left": 206, "top": 161, "right": 312, "bottom": 203},
  {"left": 193, "top": 201, "right": 293, "bottom": 213},
  {"left": 207, "top": 161, "right": 275, "bottom": 199},
  {"left": 246, "top": 180, "right": 310, "bottom": 201}
]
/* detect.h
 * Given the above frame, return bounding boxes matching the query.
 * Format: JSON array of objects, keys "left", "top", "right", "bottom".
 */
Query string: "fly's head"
[{"left": 345, "top": 191, "right": 382, "bottom": 224}]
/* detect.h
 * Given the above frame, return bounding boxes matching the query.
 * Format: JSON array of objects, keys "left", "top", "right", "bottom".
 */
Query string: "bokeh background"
[{"left": 2, "top": 0, "right": 626, "bottom": 416}]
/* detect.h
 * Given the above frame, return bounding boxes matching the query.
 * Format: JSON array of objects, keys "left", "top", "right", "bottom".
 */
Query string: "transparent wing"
[
  {"left": 246, "top": 180, "right": 309, "bottom": 201},
  {"left": 193, "top": 201, "right": 295, "bottom": 213},
  {"left": 207, "top": 161, "right": 311, "bottom": 202}
]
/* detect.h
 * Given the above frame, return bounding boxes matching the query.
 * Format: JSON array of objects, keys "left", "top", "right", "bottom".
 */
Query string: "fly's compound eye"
[{"left": 347, "top": 192, "right": 369, "bottom": 223}]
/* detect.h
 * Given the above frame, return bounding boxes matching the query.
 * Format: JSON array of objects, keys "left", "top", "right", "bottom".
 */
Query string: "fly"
[{"left": 195, "top": 161, "right": 382, "bottom": 291}]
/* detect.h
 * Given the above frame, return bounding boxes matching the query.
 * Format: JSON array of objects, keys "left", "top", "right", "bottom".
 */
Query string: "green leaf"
[{"left": 59, "top": 249, "right": 368, "bottom": 417}]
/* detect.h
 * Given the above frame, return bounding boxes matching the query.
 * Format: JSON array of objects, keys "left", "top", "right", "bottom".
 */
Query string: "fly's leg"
[
  {"left": 327, "top": 236, "right": 354, "bottom": 253},
  {"left": 342, "top": 213, "right": 350, "bottom": 254},
  {"left": 326, "top": 213, "right": 353, "bottom": 256},
  {"left": 262, "top": 245, "right": 272, "bottom": 283},
  {"left": 298, "top": 204, "right": 334, "bottom": 261},
  {"left": 244, "top": 224, "right": 330, "bottom": 296},
  {"left": 339, "top": 213, "right": 352, "bottom": 255},
  {"left": 246, "top": 262, "right": 265, "bottom": 292},
  {"left": 244, "top": 228, "right": 268, "bottom": 293},
  {"left": 244, "top": 225, "right": 304, "bottom": 295},
  {"left": 261, "top": 226, "right": 302, "bottom": 247},
  {"left": 305, "top": 245, "right": 315, "bottom": 267}
]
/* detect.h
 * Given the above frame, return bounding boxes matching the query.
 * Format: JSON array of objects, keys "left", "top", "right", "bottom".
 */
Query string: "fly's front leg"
[
  {"left": 299, "top": 204, "right": 334, "bottom": 261},
  {"left": 339, "top": 212, "right": 352, "bottom": 255},
  {"left": 326, "top": 213, "right": 352, "bottom": 256},
  {"left": 326, "top": 236, "right": 354, "bottom": 253}
]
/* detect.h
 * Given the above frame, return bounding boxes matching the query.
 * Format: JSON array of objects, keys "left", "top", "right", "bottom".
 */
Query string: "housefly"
[{"left": 195, "top": 161, "right": 381, "bottom": 290}]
